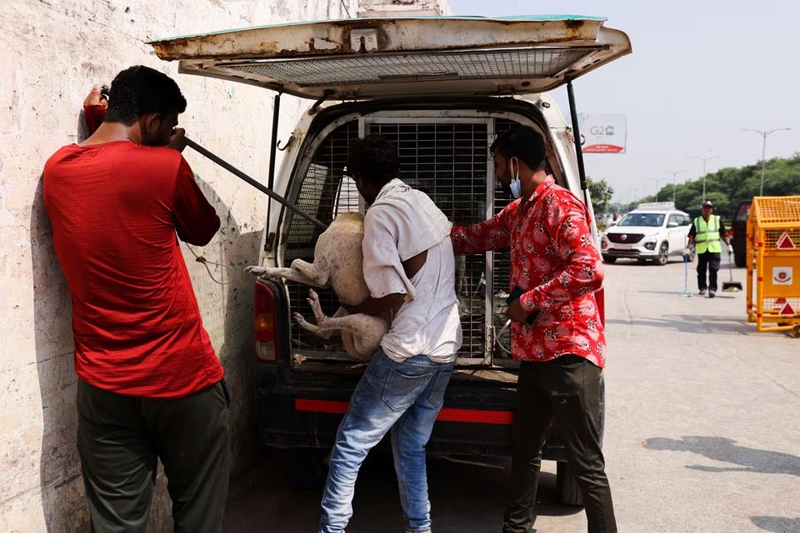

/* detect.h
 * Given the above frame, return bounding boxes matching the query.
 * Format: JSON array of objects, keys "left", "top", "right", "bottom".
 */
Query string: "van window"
[{"left": 735, "top": 203, "right": 751, "bottom": 222}]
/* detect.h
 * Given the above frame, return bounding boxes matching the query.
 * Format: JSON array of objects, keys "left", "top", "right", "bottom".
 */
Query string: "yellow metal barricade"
[{"left": 746, "top": 196, "right": 800, "bottom": 337}]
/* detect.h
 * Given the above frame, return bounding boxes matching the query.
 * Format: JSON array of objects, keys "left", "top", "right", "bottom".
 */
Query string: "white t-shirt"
[{"left": 362, "top": 180, "right": 463, "bottom": 363}]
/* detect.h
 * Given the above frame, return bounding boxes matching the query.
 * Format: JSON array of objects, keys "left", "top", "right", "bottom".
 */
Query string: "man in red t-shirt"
[
  {"left": 43, "top": 66, "right": 229, "bottom": 532},
  {"left": 451, "top": 127, "right": 616, "bottom": 533}
]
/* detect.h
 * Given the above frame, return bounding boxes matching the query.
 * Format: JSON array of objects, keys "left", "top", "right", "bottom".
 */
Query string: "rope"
[
  {"left": 339, "top": 0, "right": 352, "bottom": 18},
  {"left": 183, "top": 243, "right": 234, "bottom": 286}
]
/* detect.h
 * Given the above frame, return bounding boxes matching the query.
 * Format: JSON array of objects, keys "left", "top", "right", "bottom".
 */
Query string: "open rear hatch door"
[{"left": 151, "top": 15, "right": 631, "bottom": 99}]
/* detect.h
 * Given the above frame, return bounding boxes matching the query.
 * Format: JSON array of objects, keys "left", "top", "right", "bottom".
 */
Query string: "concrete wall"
[
  {"left": 1, "top": 0, "right": 454, "bottom": 531},
  {"left": 0, "top": 1, "right": 361, "bottom": 531}
]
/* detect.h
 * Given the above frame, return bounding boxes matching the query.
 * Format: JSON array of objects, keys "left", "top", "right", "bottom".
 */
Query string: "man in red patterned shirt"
[{"left": 451, "top": 127, "right": 616, "bottom": 533}]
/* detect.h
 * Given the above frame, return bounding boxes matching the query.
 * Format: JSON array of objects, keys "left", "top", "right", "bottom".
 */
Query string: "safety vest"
[{"left": 693, "top": 215, "right": 722, "bottom": 254}]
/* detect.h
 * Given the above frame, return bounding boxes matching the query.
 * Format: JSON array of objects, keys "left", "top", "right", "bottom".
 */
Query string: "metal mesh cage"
[
  {"left": 283, "top": 116, "right": 533, "bottom": 362},
  {"left": 754, "top": 197, "right": 800, "bottom": 225},
  {"left": 284, "top": 121, "right": 361, "bottom": 356},
  {"left": 230, "top": 47, "right": 598, "bottom": 87},
  {"left": 368, "top": 121, "right": 490, "bottom": 358}
]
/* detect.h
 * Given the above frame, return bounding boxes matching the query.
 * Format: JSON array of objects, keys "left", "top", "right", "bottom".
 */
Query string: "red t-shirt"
[{"left": 43, "top": 141, "right": 224, "bottom": 398}]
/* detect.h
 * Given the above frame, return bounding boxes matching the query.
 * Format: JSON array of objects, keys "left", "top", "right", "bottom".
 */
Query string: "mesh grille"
[
  {"left": 230, "top": 48, "right": 596, "bottom": 87},
  {"left": 491, "top": 120, "right": 514, "bottom": 356},
  {"left": 607, "top": 233, "right": 644, "bottom": 244},
  {"left": 369, "top": 121, "right": 490, "bottom": 358},
  {"left": 765, "top": 228, "right": 800, "bottom": 251},
  {"left": 284, "top": 121, "right": 361, "bottom": 354},
  {"left": 282, "top": 117, "right": 540, "bottom": 362},
  {"left": 762, "top": 297, "right": 800, "bottom": 316},
  {"left": 754, "top": 196, "right": 800, "bottom": 225}
]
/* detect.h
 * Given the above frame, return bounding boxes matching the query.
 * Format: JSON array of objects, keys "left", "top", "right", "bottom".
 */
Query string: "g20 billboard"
[{"left": 578, "top": 113, "right": 627, "bottom": 154}]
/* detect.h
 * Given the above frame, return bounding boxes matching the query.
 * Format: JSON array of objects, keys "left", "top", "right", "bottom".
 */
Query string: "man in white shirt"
[{"left": 318, "top": 135, "right": 463, "bottom": 533}]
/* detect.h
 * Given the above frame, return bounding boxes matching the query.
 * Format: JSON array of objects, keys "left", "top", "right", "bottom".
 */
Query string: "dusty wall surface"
[{"left": 0, "top": 1, "right": 359, "bottom": 531}]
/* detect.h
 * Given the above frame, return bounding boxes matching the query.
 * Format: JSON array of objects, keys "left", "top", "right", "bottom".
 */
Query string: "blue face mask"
[{"left": 509, "top": 159, "right": 522, "bottom": 199}]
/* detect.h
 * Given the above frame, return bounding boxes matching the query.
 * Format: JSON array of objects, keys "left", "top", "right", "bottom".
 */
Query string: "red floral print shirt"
[{"left": 451, "top": 176, "right": 606, "bottom": 368}]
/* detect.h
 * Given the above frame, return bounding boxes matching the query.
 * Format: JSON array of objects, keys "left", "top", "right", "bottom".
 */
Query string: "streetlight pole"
[
  {"left": 663, "top": 170, "right": 685, "bottom": 203},
  {"left": 742, "top": 128, "right": 792, "bottom": 196},
  {"left": 689, "top": 155, "right": 719, "bottom": 201},
  {"left": 649, "top": 177, "right": 666, "bottom": 202}
]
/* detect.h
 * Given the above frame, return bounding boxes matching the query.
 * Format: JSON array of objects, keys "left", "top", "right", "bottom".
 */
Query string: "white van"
[{"left": 154, "top": 15, "right": 631, "bottom": 504}]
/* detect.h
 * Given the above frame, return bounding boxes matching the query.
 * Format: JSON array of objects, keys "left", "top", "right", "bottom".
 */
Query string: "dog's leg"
[
  {"left": 306, "top": 289, "right": 387, "bottom": 362},
  {"left": 244, "top": 261, "right": 329, "bottom": 288},
  {"left": 290, "top": 259, "right": 330, "bottom": 287},
  {"left": 292, "top": 305, "right": 349, "bottom": 340},
  {"left": 293, "top": 312, "right": 334, "bottom": 340}
]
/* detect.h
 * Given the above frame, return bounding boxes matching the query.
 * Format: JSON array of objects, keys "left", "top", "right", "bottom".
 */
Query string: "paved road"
[{"left": 225, "top": 257, "right": 800, "bottom": 533}]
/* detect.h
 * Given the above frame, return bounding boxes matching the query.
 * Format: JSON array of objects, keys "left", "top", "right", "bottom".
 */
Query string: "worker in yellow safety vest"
[{"left": 687, "top": 200, "right": 732, "bottom": 298}]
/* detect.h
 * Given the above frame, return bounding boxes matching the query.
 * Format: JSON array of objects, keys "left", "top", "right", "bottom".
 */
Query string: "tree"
[
  {"left": 669, "top": 154, "right": 800, "bottom": 219},
  {"left": 587, "top": 177, "right": 614, "bottom": 216}
]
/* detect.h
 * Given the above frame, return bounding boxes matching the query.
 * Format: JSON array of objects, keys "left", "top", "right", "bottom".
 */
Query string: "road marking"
[{"left": 621, "top": 283, "right": 633, "bottom": 324}]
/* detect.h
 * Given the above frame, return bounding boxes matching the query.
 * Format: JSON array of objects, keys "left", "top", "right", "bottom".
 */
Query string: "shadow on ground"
[
  {"left": 751, "top": 516, "right": 800, "bottom": 532},
  {"left": 606, "top": 314, "right": 751, "bottom": 335},
  {"left": 645, "top": 436, "right": 800, "bottom": 476},
  {"left": 224, "top": 449, "right": 581, "bottom": 533}
]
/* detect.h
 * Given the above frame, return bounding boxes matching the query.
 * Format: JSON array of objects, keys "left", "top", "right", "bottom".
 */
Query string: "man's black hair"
[
  {"left": 346, "top": 135, "right": 399, "bottom": 187},
  {"left": 105, "top": 65, "right": 187, "bottom": 126},
  {"left": 490, "top": 126, "right": 547, "bottom": 172}
]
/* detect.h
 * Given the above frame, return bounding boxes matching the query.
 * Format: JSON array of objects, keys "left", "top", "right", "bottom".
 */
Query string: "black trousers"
[
  {"left": 77, "top": 379, "right": 231, "bottom": 533},
  {"left": 503, "top": 356, "right": 616, "bottom": 533},
  {"left": 696, "top": 251, "right": 721, "bottom": 291}
]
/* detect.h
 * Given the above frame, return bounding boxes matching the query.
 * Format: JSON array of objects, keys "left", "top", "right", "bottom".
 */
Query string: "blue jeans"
[{"left": 319, "top": 348, "right": 454, "bottom": 533}]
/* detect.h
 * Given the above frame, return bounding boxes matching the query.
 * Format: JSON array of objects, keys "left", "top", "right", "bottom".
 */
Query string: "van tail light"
[
  {"left": 595, "top": 288, "right": 606, "bottom": 327},
  {"left": 254, "top": 280, "right": 281, "bottom": 363}
]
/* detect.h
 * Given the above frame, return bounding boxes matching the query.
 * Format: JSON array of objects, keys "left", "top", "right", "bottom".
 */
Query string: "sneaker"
[
  {"left": 708, "top": 290, "right": 716, "bottom": 298},
  {"left": 698, "top": 289, "right": 707, "bottom": 296}
]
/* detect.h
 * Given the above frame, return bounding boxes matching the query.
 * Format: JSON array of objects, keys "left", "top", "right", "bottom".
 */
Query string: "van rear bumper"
[{"left": 256, "top": 364, "right": 571, "bottom": 460}]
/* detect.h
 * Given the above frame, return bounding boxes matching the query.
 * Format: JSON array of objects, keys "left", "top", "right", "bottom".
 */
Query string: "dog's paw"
[
  {"left": 293, "top": 312, "right": 311, "bottom": 329},
  {"left": 244, "top": 265, "right": 267, "bottom": 277},
  {"left": 307, "top": 289, "right": 328, "bottom": 326}
]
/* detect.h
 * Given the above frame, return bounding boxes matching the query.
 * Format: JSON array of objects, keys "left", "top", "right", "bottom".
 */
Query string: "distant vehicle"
[
  {"left": 730, "top": 199, "right": 752, "bottom": 267},
  {"left": 601, "top": 202, "right": 693, "bottom": 265}
]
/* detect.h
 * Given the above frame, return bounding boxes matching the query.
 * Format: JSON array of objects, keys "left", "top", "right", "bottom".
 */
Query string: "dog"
[{"left": 245, "top": 212, "right": 388, "bottom": 362}]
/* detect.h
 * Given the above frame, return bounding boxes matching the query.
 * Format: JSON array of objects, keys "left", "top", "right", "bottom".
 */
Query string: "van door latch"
[{"left": 350, "top": 29, "right": 379, "bottom": 53}]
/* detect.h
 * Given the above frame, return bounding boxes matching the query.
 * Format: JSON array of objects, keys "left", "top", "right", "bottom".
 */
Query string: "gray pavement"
[{"left": 225, "top": 257, "right": 800, "bottom": 533}]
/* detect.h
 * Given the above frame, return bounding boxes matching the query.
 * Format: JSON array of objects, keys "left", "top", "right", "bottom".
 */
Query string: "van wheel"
[
  {"left": 556, "top": 462, "right": 584, "bottom": 507},
  {"left": 656, "top": 243, "right": 669, "bottom": 266},
  {"left": 278, "top": 448, "right": 328, "bottom": 489},
  {"left": 602, "top": 256, "right": 617, "bottom": 264}
]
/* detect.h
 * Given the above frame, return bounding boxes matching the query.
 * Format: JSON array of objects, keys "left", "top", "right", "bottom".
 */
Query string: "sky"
[{"left": 449, "top": 0, "right": 799, "bottom": 203}]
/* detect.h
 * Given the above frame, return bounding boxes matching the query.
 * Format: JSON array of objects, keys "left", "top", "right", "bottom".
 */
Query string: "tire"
[
  {"left": 734, "top": 253, "right": 746, "bottom": 268},
  {"left": 278, "top": 448, "right": 328, "bottom": 489},
  {"left": 557, "top": 462, "right": 584, "bottom": 507},
  {"left": 656, "top": 242, "right": 669, "bottom": 266},
  {"left": 602, "top": 256, "right": 617, "bottom": 264}
]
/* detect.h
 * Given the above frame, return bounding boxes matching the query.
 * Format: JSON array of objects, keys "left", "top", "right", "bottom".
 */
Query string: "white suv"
[{"left": 601, "top": 203, "right": 693, "bottom": 265}]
